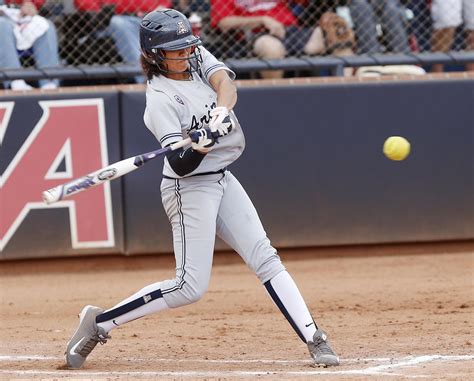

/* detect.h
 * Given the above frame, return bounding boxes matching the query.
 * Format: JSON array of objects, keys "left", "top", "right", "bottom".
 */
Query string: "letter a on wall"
[{"left": 0, "top": 99, "right": 114, "bottom": 252}]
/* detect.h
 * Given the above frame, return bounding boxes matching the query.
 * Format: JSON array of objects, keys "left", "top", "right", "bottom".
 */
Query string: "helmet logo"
[{"left": 176, "top": 21, "right": 188, "bottom": 35}]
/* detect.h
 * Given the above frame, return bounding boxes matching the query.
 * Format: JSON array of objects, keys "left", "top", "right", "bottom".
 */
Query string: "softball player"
[{"left": 65, "top": 9, "right": 339, "bottom": 369}]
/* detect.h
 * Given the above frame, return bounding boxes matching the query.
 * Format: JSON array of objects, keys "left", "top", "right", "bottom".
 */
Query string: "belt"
[{"left": 163, "top": 168, "right": 227, "bottom": 180}]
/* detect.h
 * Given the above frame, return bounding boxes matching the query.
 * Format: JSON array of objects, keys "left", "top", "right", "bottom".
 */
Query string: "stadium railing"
[{"left": 1, "top": 51, "right": 474, "bottom": 82}]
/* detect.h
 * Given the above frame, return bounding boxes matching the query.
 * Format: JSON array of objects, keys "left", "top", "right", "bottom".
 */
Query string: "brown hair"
[{"left": 140, "top": 55, "right": 162, "bottom": 80}]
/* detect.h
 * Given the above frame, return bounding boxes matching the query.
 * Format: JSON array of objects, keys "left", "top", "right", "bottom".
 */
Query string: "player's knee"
[
  {"left": 165, "top": 281, "right": 208, "bottom": 307},
  {"left": 246, "top": 239, "right": 285, "bottom": 283},
  {"left": 253, "top": 35, "right": 286, "bottom": 59},
  {"left": 255, "top": 253, "right": 286, "bottom": 283},
  {"left": 242, "top": 236, "right": 285, "bottom": 283},
  {"left": 186, "top": 283, "right": 207, "bottom": 304}
]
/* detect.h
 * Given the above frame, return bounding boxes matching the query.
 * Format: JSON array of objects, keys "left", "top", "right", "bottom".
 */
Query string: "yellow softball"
[{"left": 383, "top": 136, "right": 411, "bottom": 161}]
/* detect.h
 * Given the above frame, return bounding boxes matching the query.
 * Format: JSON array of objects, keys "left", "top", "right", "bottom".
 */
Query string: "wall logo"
[{"left": 0, "top": 99, "right": 115, "bottom": 252}]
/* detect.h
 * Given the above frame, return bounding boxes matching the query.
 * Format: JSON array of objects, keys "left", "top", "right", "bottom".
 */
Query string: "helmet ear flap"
[{"left": 143, "top": 48, "right": 165, "bottom": 65}]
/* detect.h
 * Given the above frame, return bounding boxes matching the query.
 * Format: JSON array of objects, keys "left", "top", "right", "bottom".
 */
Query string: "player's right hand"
[
  {"left": 209, "top": 107, "right": 233, "bottom": 138},
  {"left": 189, "top": 127, "right": 216, "bottom": 153}
]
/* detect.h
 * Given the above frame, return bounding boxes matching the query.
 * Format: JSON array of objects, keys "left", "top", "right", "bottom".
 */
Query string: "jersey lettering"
[
  {"left": 188, "top": 102, "right": 216, "bottom": 131},
  {"left": 0, "top": 99, "right": 114, "bottom": 251}
]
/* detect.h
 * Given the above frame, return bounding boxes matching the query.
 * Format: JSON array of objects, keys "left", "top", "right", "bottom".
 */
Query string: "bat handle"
[
  {"left": 134, "top": 138, "right": 192, "bottom": 167},
  {"left": 170, "top": 137, "right": 191, "bottom": 150}
]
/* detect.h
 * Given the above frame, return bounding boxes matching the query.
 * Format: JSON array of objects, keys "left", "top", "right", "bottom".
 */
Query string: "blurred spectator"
[
  {"left": 404, "top": 0, "right": 432, "bottom": 52},
  {"left": 172, "top": 0, "right": 209, "bottom": 16},
  {"left": 291, "top": 0, "right": 341, "bottom": 28},
  {"left": 171, "top": 0, "right": 208, "bottom": 37},
  {"left": 211, "top": 0, "right": 354, "bottom": 79},
  {"left": 0, "top": 0, "right": 60, "bottom": 90},
  {"left": 349, "top": 0, "right": 410, "bottom": 53},
  {"left": 430, "top": 0, "right": 474, "bottom": 72},
  {"left": 69, "top": 0, "right": 171, "bottom": 82}
]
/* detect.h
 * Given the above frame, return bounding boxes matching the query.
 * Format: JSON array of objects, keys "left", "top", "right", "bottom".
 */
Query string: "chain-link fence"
[{"left": 1, "top": 0, "right": 473, "bottom": 83}]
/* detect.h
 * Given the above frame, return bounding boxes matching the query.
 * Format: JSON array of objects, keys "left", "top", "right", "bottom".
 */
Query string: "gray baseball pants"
[{"left": 159, "top": 170, "right": 285, "bottom": 308}]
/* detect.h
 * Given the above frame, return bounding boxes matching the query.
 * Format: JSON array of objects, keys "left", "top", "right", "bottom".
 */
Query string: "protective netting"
[{"left": 1, "top": 0, "right": 473, "bottom": 74}]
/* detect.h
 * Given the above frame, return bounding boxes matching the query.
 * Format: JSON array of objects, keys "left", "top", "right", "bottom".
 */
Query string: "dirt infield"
[{"left": 0, "top": 241, "right": 473, "bottom": 380}]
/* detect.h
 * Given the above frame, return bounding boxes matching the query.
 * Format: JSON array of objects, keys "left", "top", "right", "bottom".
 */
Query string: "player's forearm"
[
  {"left": 217, "top": 16, "right": 266, "bottom": 32},
  {"left": 215, "top": 78, "right": 237, "bottom": 111}
]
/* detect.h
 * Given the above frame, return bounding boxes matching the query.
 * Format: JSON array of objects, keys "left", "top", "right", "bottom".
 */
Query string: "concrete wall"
[{"left": 1, "top": 77, "right": 473, "bottom": 259}]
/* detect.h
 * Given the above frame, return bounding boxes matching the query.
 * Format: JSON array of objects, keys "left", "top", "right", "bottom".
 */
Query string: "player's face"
[{"left": 162, "top": 47, "right": 193, "bottom": 79}]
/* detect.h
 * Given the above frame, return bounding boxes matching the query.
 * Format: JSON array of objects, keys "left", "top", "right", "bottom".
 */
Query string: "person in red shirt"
[
  {"left": 74, "top": 0, "right": 169, "bottom": 16},
  {"left": 73, "top": 0, "right": 171, "bottom": 82},
  {"left": 211, "top": 0, "right": 324, "bottom": 78},
  {"left": 4, "top": 0, "right": 44, "bottom": 8}
]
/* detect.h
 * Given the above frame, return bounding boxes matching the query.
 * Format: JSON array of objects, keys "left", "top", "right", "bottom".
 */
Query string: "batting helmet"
[{"left": 140, "top": 9, "right": 202, "bottom": 72}]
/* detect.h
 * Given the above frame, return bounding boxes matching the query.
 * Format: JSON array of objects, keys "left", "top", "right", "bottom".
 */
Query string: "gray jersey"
[{"left": 144, "top": 47, "right": 245, "bottom": 178}]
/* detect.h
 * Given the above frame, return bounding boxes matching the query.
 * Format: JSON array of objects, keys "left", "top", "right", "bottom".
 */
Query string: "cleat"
[
  {"left": 65, "top": 305, "right": 110, "bottom": 369},
  {"left": 307, "top": 329, "right": 340, "bottom": 367}
]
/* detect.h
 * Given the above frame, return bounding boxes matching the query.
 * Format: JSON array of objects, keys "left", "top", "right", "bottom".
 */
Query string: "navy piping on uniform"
[
  {"left": 162, "top": 179, "right": 187, "bottom": 295},
  {"left": 95, "top": 289, "right": 163, "bottom": 323},
  {"left": 160, "top": 133, "right": 183, "bottom": 145},
  {"left": 96, "top": 180, "right": 187, "bottom": 323},
  {"left": 205, "top": 63, "right": 225, "bottom": 78},
  {"left": 264, "top": 279, "right": 306, "bottom": 343}
]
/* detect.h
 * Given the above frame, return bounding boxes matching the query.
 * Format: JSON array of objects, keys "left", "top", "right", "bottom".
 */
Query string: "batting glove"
[
  {"left": 209, "top": 106, "right": 233, "bottom": 137},
  {"left": 189, "top": 127, "right": 216, "bottom": 153}
]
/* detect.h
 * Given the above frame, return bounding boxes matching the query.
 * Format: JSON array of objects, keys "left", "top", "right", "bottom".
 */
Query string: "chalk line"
[{"left": 0, "top": 354, "right": 472, "bottom": 378}]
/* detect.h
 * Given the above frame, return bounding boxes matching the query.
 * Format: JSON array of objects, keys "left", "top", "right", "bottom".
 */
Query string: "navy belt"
[{"left": 163, "top": 168, "right": 227, "bottom": 180}]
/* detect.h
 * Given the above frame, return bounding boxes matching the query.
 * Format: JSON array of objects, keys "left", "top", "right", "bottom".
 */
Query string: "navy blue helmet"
[{"left": 140, "top": 9, "right": 202, "bottom": 72}]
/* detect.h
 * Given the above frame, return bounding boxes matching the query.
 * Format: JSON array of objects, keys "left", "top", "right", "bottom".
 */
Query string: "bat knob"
[{"left": 42, "top": 188, "right": 61, "bottom": 204}]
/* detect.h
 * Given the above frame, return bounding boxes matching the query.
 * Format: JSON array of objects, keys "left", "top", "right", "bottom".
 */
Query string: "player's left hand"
[
  {"left": 209, "top": 107, "right": 233, "bottom": 138},
  {"left": 189, "top": 127, "right": 215, "bottom": 153}
]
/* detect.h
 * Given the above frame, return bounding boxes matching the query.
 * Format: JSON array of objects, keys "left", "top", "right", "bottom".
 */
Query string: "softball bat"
[{"left": 42, "top": 137, "right": 191, "bottom": 204}]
